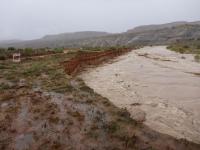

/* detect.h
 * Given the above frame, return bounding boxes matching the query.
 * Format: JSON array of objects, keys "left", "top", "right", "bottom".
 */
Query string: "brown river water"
[{"left": 81, "top": 46, "right": 200, "bottom": 144}]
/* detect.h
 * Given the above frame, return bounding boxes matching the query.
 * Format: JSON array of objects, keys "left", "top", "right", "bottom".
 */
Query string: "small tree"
[
  {"left": 194, "top": 54, "right": 200, "bottom": 62},
  {"left": 183, "top": 45, "right": 189, "bottom": 49},
  {"left": 0, "top": 48, "right": 6, "bottom": 51},
  {"left": 54, "top": 47, "right": 64, "bottom": 53},
  {"left": 8, "top": 47, "right": 16, "bottom": 51},
  {"left": 0, "top": 53, "right": 6, "bottom": 60},
  {"left": 178, "top": 48, "right": 185, "bottom": 54},
  {"left": 24, "top": 48, "right": 33, "bottom": 56}
]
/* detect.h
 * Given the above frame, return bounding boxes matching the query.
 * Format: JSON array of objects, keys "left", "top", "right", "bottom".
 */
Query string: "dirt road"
[{"left": 81, "top": 46, "right": 200, "bottom": 143}]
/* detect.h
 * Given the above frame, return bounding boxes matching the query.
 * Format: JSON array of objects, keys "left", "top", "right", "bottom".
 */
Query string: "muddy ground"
[
  {"left": 0, "top": 50, "right": 200, "bottom": 150},
  {"left": 81, "top": 46, "right": 200, "bottom": 144}
]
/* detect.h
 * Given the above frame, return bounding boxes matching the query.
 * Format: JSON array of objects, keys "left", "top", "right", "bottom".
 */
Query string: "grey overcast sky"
[{"left": 0, "top": 0, "right": 200, "bottom": 40}]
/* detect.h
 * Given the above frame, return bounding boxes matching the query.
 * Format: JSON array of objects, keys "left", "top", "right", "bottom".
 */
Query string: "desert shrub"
[
  {"left": 194, "top": 54, "right": 200, "bottom": 62},
  {"left": 197, "top": 45, "right": 200, "bottom": 49},
  {"left": 166, "top": 46, "right": 172, "bottom": 49},
  {"left": 50, "top": 84, "right": 74, "bottom": 93},
  {"left": 0, "top": 48, "right": 7, "bottom": 60},
  {"left": 24, "top": 48, "right": 33, "bottom": 56},
  {"left": 183, "top": 45, "right": 189, "bottom": 49},
  {"left": 8, "top": 47, "right": 15, "bottom": 51},
  {"left": 48, "top": 116, "right": 60, "bottom": 124},
  {"left": 23, "top": 62, "right": 45, "bottom": 76},
  {"left": 0, "top": 53, "right": 6, "bottom": 60},
  {"left": 117, "top": 108, "right": 131, "bottom": 119},
  {"left": 54, "top": 47, "right": 64, "bottom": 53},
  {"left": 80, "top": 85, "right": 94, "bottom": 93},
  {"left": 102, "top": 98, "right": 111, "bottom": 106},
  {"left": 0, "top": 48, "right": 6, "bottom": 51},
  {"left": 104, "top": 121, "right": 120, "bottom": 133},
  {"left": 178, "top": 48, "right": 186, "bottom": 54},
  {"left": 69, "top": 111, "right": 85, "bottom": 122},
  {"left": 0, "top": 64, "right": 7, "bottom": 69},
  {"left": 108, "top": 47, "right": 117, "bottom": 51},
  {"left": 0, "top": 83, "right": 10, "bottom": 90},
  {"left": 0, "top": 92, "right": 13, "bottom": 101}
]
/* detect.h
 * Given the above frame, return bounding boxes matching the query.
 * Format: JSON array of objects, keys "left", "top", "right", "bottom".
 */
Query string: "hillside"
[
  {"left": 42, "top": 31, "right": 110, "bottom": 41},
  {"left": 75, "top": 24, "right": 200, "bottom": 47},
  {"left": 0, "top": 31, "right": 110, "bottom": 49},
  {"left": 0, "top": 21, "right": 200, "bottom": 48},
  {"left": 127, "top": 21, "right": 200, "bottom": 33},
  {"left": 0, "top": 39, "right": 22, "bottom": 45}
]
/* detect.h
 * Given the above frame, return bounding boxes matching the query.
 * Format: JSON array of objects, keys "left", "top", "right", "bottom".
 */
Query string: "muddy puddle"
[{"left": 81, "top": 46, "right": 200, "bottom": 144}]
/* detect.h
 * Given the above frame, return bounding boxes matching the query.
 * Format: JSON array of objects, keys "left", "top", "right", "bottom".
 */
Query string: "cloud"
[{"left": 0, "top": 0, "right": 199, "bottom": 40}]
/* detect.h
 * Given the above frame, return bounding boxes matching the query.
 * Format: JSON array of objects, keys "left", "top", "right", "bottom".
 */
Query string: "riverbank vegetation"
[
  {"left": 0, "top": 47, "right": 65, "bottom": 60},
  {"left": 167, "top": 39, "right": 200, "bottom": 62}
]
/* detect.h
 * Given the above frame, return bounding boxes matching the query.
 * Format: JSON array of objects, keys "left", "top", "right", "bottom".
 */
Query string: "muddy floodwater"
[{"left": 81, "top": 46, "right": 200, "bottom": 143}]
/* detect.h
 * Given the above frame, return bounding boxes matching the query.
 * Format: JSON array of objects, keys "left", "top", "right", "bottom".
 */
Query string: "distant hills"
[
  {"left": 42, "top": 31, "right": 110, "bottom": 41},
  {"left": 1, "top": 21, "right": 200, "bottom": 49},
  {"left": 127, "top": 21, "right": 200, "bottom": 33},
  {"left": 0, "top": 39, "right": 23, "bottom": 45},
  {"left": 0, "top": 31, "right": 110, "bottom": 49}
]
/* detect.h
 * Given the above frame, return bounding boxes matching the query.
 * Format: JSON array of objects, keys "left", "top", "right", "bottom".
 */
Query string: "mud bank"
[
  {"left": 61, "top": 48, "right": 131, "bottom": 75},
  {"left": 81, "top": 46, "right": 200, "bottom": 144}
]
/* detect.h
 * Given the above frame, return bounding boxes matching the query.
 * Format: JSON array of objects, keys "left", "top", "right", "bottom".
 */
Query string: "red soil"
[{"left": 62, "top": 49, "right": 132, "bottom": 75}]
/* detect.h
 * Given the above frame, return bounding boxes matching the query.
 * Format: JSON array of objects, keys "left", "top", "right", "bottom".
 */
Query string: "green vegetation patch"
[
  {"left": 167, "top": 39, "right": 200, "bottom": 62},
  {"left": 194, "top": 54, "right": 200, "bottom": 62},
  {"left": 0, "top": 83, "right": 10, "bottom": 90}
]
